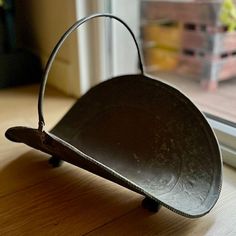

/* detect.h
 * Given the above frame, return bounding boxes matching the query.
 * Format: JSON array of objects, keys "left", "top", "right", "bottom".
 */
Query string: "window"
[{"left": 79, "top": 0, "right": 236, "bottom": 167}]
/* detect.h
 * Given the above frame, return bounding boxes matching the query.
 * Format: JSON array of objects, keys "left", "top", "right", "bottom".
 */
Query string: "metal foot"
[
  {"left": 142, "top": 197, "right": 161, "bottom": 213},
  {"left": 48, "top": 156, "right": 62, "bottom": 168},
  {"left": 200, "top": 80, "right": 218, "bottom": 91}
]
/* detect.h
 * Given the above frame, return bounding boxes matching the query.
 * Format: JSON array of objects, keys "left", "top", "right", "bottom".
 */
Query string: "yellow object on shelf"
[
  {"left": 144, "top": 47, "right": 179, "bottom": 71},
  {"left": 142, "top": 22, "right": 182, "bottom": 49}
]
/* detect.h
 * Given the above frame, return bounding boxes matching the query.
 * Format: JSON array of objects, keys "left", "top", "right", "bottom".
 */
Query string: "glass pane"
[
  {"left": 100, "top": 1, "right": 235, "bottom": 126},
  {"left": 139, "top": 1, "right": 236, "bottom": 125}
]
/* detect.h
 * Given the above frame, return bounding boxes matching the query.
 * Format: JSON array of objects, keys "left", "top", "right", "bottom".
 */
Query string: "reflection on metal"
[{"left": 5, "top": 14, "right": 222, "bottom": 218}]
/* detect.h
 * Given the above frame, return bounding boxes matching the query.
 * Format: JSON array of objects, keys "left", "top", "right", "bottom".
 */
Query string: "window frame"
[
  {"left": 81, "top": 0, "right": 236, "bottom": 168},
  {"left": 206, "top": 113, "right": 236, "bottom": 168}
]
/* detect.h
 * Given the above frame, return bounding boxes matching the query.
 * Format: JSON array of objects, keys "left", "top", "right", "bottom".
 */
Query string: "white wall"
[{"left": 16, "top": 0, "right": 80, "bottom": 96}]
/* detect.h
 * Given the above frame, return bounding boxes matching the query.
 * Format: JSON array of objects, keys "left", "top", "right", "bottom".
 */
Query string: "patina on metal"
[{"left": 5, "top": 13, "right": 222, "bottom": 218}]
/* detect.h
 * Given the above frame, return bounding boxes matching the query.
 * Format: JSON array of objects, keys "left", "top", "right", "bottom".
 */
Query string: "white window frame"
[
  {"left": 206, "top": 114, "right": 236, "bottom": 168},
  {"left": 75, "top": 0, "right": 111, "bottom": 95}
]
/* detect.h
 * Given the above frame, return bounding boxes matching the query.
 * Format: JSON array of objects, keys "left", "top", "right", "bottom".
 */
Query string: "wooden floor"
[
  {"left": 153, "top": 72, "right": 236, "bottom": 124},
  {"left": 0, "top": 84, "right": 236, "bottom": 235}
]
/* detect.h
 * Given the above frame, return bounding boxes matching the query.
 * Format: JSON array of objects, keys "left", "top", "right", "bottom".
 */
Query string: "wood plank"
[
  {"left": 77, "top": 166, "right": 236, "bottom": 236},
  {"left": 0, "top": 161, "right": 141, "bottom": 235},
  {"left": 141, "top": 1, "right": 221, "bottom": 25}
]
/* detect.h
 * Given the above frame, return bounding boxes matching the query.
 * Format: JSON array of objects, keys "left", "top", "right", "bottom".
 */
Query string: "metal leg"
[
  {"left": 142, "top": 197, "right": 161, "bottom": 213},
  {"left": 201, "top": 80, "right": 218, "bottom": 91},
  {"left": 48, "top": 156, "right": 63, "bottom": 168}
]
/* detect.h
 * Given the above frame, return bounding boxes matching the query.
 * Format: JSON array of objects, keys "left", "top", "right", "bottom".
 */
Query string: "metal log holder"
[{"left": 5, "top": 14, "right": 222, "bottom": 218}]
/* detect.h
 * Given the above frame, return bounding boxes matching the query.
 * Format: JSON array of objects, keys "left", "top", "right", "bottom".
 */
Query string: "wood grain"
[
  {"left": 0, "top": 85, "right": 235, "bottom": 235},
  {"left": 86, "top": 165, "right": 236, "bottom": 236}
]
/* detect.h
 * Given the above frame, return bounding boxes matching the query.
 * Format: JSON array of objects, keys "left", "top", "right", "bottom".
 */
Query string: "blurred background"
[{"left": 0, "top": 0, "right": 235, "bottom": 166}]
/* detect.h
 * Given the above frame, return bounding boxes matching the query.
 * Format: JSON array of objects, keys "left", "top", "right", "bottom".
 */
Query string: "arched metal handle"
[{"left": 38, "top": 13, "right": 144, "bottom": 131}]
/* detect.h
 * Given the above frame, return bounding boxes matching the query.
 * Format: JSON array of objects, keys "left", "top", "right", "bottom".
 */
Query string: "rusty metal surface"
[
  {"left": 6, "top": 74, "right": 222, "bottom": 218},
  {"left": 52, "top": 74, "right": 222, "bottom": 217},
  {"left": 5, "top": 14, "right": 222, "bottom": 218}
]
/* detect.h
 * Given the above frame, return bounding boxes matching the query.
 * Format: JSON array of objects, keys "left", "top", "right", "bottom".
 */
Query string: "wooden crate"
[{"left": 141, "top": 1, "right": 236, "bottom": 90}]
